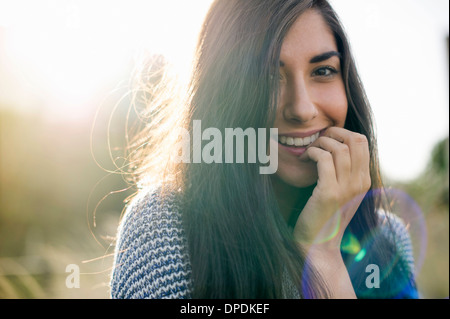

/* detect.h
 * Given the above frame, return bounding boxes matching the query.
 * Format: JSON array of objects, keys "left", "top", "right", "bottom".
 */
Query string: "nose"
[{"left": 282, "top": 78, "right": 318, "bottom": 124}]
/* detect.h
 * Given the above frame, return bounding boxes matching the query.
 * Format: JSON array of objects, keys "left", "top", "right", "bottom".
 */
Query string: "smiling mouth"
[{"left": 278, "top": 131, "right": 320, "bottom": 147}]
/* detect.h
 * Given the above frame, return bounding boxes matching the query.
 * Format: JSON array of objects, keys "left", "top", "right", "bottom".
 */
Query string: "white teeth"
[
  {"left": 286, "top": 137, "right": 294, "bottom": 146},
  {"left": 279, "top": 132, "right": 320, "bottom": 147},
  {"left": 294, "top": 138, "right": 303, "bottom": 146}
]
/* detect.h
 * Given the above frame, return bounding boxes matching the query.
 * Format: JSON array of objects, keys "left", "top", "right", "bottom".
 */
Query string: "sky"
[{"left": 0, "top": 0, "right": 448, "bottom": 182}]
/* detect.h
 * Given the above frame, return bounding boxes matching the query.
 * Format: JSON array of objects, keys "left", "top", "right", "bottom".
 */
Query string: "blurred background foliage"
[
  {"left": 0, "top": 112, "right": 127, "bottom": 298},
  {"left": 390, "top": 136, "right": 449, "bottom": 298},
  {"left": 0, "top": 68, "right": 137, "bottom": 298}
]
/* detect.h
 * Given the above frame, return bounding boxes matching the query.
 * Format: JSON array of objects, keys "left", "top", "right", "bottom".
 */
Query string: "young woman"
[{"left": 110, "top": 0, "right": 418, "bottom": 298}]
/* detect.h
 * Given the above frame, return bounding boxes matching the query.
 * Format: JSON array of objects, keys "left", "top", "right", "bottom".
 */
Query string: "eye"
[
  {"left": 312, "top": 66, "right": 338, "bottom": 78},
  {"left": 270, "top": 72, "right": 286, "bottom": 82}
]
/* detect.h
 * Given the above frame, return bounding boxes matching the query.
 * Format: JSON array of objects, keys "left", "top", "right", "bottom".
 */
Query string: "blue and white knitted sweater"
[{"left": 110, "top": 188, "right": 418, "bottom": 299}]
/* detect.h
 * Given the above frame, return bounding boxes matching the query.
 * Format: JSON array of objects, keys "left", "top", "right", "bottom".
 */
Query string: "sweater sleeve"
[
  {"left": 378, "top": 211, "right": 419, "bottom": 299},
  {"left": 110, "top": 189, "right": 192, "bottom": 299}
]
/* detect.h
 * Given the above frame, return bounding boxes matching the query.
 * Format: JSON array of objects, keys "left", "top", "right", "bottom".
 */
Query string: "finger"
[
  {"left": 349, "top": 133, "right": 370, "bottom": 176},
  {"left": 300, "top": 146, "right": 337, "bottom": 186},
  {"left": 321, "top": 126, "right": 347, "bottom": 143},
  {"left": 308, "top": 136, "right": 351, "bottom": 184},
  {"left": 321, "top": 127, "right": 370, "bottom": 176},
  {"left": 348, "top": 134, "right": 371, "bottom": 192}
]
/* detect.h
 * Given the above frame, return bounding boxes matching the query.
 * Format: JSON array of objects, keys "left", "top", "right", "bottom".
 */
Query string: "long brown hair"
[{"left": 125, "top": 0, "right": 409, "bottom": 298}]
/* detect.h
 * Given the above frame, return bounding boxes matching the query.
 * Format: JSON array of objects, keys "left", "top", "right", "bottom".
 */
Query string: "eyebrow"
[
  {"left": 309, "top": 51, "right": 341, "bottom": 63},
  {"left": 279, "top": 51, "right": 342, "bottom": 67}
]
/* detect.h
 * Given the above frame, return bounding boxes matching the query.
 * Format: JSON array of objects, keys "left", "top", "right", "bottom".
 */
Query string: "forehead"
[{"left": 280, "top": 9, "right": 337, "bottom": 63}]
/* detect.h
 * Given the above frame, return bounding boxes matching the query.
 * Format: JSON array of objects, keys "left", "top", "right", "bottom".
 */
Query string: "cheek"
[{"left": 319, "top": 85, "right": 348, "bottom": 127}]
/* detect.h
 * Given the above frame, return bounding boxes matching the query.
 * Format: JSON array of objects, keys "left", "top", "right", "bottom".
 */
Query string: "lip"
[
  {"left": 276, "top": 128, "right": 327, "bottom": 157},
  {"left": 278, "top": 142, "right": 308, "bottom": 156}
]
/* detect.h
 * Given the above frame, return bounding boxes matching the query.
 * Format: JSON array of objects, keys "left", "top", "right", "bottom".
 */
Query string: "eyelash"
[
  {"left": 311, "top": 66, "right": 339, "bottom": 78},
  {"left": 277, "top": 65, "right": 339, "bottom": 82}
]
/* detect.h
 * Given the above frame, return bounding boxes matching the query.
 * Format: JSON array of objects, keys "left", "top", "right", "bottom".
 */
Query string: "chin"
[{"left": 275, "top": 162, "right": 318, "bottom": 188}]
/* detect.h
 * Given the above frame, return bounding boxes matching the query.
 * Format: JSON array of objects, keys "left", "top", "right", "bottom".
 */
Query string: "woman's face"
[{"left": 272, "top": 9, "right": 348, "bottom": 188}]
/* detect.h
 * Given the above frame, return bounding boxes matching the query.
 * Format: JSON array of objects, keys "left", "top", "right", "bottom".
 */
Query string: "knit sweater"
[{"left": 110, "top": 187, "right": 418, "bottom": 299}]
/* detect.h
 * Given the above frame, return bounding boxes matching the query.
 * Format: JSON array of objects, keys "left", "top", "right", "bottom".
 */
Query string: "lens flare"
[
  {"left": 354, "top": 248, "right": 366, "bottom": 262},
  {"left": 341, "top": 232, "right": 362, "bottom": 255},
  {"left": 301, "top": 188, "right": 426, "bottom": 298}
]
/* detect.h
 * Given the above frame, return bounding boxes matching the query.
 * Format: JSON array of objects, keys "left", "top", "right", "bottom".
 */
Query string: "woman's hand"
[{"left": 294, "top": 127, "right": 371, "bottom": 253}]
